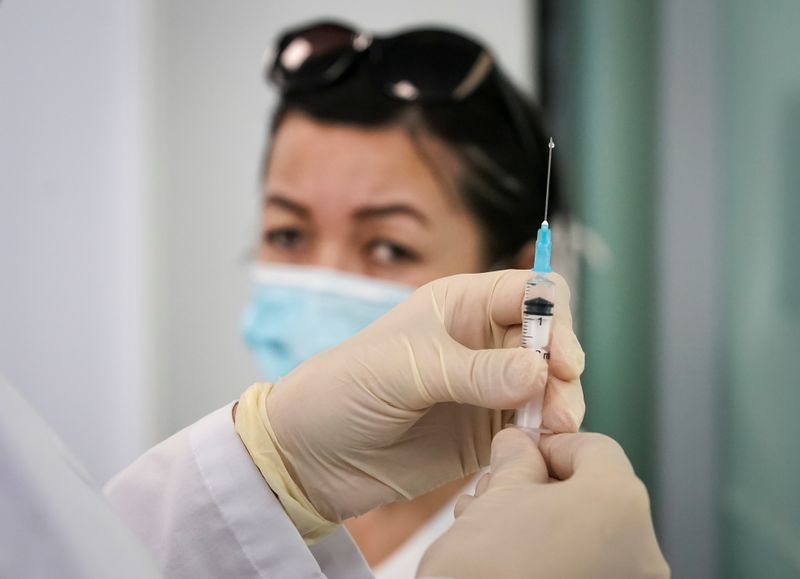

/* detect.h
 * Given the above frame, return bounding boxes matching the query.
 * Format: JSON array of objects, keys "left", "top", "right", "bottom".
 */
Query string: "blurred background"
[{"left": 0, "top": 1, "right": 797, "bottom": 577}]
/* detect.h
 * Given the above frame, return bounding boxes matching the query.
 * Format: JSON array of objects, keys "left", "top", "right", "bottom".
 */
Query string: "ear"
[{"left": 511, "top": 240, "right": 535, "bottom": 270}]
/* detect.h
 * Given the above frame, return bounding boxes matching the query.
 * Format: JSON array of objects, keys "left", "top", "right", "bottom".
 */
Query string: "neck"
[{"left": 344, "top": 476, "right": 472, "bottom": 567}]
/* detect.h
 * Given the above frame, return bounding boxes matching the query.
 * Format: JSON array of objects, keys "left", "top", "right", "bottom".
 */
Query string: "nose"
[{"left": 311, "top": 240, "right": 363, "bottom": 276}]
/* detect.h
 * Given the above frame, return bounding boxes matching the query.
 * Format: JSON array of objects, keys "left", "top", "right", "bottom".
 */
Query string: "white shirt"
[{"left": 372, "top": 472, "right": 483, "bottom": 579}]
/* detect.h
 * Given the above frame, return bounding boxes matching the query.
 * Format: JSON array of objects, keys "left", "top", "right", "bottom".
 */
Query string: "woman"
[{"left": 241, "top": 20, "right": 580, "bottom": 576}]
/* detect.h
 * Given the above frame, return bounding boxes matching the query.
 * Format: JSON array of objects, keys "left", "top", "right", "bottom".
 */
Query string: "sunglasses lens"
[
  {"left": 271, "top": 23, "right": 357, "bottom": 90},
  {"left": 374, "top": 31, "right": 490, "bottom": 102}
]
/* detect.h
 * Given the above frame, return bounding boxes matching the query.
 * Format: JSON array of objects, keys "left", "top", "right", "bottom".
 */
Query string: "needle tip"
[{"left": 548, "top": 137, "right": 555, "bottom": 149}]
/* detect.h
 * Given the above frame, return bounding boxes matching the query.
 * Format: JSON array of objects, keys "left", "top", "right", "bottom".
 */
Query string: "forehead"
[{"left": 264, "top": 112, "right": 457, "bottom": 208}]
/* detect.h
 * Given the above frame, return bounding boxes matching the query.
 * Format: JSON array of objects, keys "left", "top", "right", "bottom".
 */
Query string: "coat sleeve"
[{"left": 104, "top": 403, "right": 372, "bottom": 579}]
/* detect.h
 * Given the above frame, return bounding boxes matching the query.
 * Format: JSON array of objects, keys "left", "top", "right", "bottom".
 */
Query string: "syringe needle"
[{"left": 544, "top": 137, "right": 555, "bottom": 224}]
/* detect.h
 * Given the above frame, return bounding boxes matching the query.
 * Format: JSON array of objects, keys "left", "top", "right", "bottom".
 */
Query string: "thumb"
[
  {"left": 487, "top": 428, "right": 549, "bottom": 489},
  {"left": 433, "top": 344, "right": 547, "bottom": 409}
]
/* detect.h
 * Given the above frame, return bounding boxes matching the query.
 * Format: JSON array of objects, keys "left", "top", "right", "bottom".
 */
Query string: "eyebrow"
[
  {"left": 354, "top": 204, "right": 430, "bottom": 226},
  {"left": 265, "top": 193, "right": 430, "bottom": 226},
  {"left": 264, "top": 194, "right": 310, "bottom": 218}
]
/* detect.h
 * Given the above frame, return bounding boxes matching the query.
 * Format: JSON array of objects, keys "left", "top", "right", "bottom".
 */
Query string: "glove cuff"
[{"left": 235, "top": 382, "right": 338, "bottom": 544}]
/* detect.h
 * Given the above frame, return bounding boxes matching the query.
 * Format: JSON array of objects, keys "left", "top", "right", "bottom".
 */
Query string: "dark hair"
[{"left": 266, "top": 46, "right": 562, "bottom": 266}]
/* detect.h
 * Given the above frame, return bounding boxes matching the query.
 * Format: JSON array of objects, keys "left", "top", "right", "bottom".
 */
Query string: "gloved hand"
[
  {"left": 417, "top": 429, "right": 670, "bottom": 579},
  {"left": 237, "top": 269, "right": 585, "bottom": 540}
]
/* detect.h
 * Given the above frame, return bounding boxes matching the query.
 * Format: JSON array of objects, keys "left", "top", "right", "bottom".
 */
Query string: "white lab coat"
[
  {"left": 0, "top": 378, "right": 372, "bottom": 579},
  {"left": 105, "top": 402, "right": 371, "bottom": 579}
]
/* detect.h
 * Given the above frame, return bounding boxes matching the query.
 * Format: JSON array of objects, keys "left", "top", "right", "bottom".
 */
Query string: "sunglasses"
[{"left": 267, "top": 20, "right": 497, "bottom": 103}]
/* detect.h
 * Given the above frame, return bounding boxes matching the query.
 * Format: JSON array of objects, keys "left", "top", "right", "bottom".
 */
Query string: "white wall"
[
  {"left": 0, "top": 0, "right": 153, "bottom": 481},
  {"left": 0, "top": 0, "right": 535, "bottom": 479}
]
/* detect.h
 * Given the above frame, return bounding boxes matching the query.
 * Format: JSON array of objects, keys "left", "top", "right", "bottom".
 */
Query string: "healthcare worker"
[
  {"left": 241, "top": 21, "right": 582, "bottom": 575},
  {"left": 1, "top": 270, "right": 668, "bottom": 578}
]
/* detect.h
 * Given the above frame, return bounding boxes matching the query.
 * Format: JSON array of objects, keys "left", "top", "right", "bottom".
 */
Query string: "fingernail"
[
  {"left": 513, "top": 351, "right": 545, "bottom": 391},
  {"left": 535, "top": 360, "right": 548, "bottom": 389},
  {"left": 571, "top": 335, "right": 586, "bottom": 371},
  {"left": 514, "top": 426, "right": 542, "bottom": 444}
]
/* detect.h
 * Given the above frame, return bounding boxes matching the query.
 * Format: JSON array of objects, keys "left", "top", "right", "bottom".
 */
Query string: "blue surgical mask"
[{"left": 242, "top": 263, "right": 414, "bottom": 381}]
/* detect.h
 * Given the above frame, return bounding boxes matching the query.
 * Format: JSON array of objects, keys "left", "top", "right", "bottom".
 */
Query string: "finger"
[
  {"left": 546, "top": 272, "right": 574, "bottom": 327},
  {"left": 539, "top": 433, "right": 635, "bottom": 482},
  {"left": 541, "top": 376, "right": 585, "bottom": 433},
  {"left": 453, "top": 494, "right": 475, "bottom": 518},
  {"left": 486, "top": 428, "right": 549, "bottom": 490},
  {"left": 432, "top": 344, "right": 547, "bottom": 409},
  {"left": 548, "top": 321, "right": 585, "bottom": 382},
  {"left": 432, "top": 270, "right": 531, "bottom": 350},
  {"left": 500, "top": 325, "right": 521, "bottom": 349},
  {"left": 458, "top": 269, "right": 532, "bottom": 329},
  {"left": 484, "top": 269, "right": 536, "bottom": 328},
  {"left": 474, "top": 472, "right": 491, "bottom": 496}
]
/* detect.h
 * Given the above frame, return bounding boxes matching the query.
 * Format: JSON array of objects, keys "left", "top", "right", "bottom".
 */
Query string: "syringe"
[{"left": 514, "top": 137, "right": 556, "bottom": 443}]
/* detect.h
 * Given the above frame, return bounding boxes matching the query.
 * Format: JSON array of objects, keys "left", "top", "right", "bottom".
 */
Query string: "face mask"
[{"left": 242, "top": 263, "right": 414, "bottom": 381}]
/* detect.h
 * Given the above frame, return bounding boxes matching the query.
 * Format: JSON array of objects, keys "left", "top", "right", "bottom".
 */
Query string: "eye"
[
  {"left": 263, "top": 227, "right": 305, "bottom": 250},
  {"left": 366, "top": 239, "right": 420, "bottom": 265}
]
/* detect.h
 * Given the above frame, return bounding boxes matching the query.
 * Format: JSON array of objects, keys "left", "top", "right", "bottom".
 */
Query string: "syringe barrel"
[{"left": 514, "top": 274, "right": 556, "bottom": 441}]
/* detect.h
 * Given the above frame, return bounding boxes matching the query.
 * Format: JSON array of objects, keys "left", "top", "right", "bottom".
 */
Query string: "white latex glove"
[
  {"left": 417, "top": 429, "right": 670, "bottom": 579},
  {"left": 264, "top": 269, "right": 585, "bottom": 524}
]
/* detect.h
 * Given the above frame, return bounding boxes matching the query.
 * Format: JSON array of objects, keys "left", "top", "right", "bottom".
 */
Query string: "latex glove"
[
  {"left": 417, "top": 429, "right": 670, "bottom": 579},
  {"left": 271, "top": 270, "right": 583, "bottom": 516}
]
